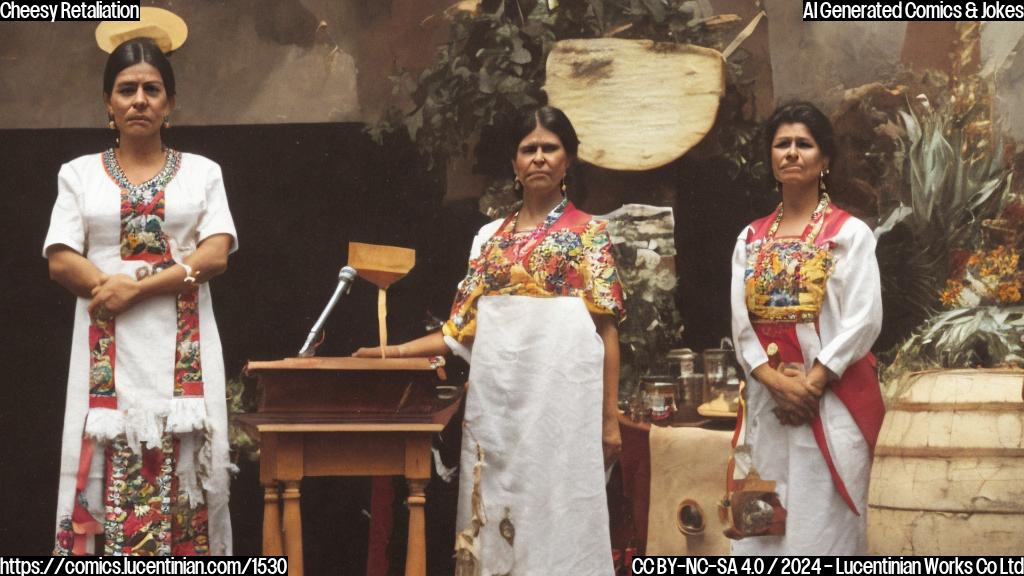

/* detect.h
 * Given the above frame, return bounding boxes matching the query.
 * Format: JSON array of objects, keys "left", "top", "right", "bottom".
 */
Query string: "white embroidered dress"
[
  {"left": 44, "top": 151, "right": 237, "bottom": 556},
  {"left": 730, "top": 205, "right": 883, "bottom": 556}
]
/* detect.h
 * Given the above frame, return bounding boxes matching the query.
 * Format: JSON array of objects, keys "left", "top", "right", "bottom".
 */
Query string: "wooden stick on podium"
[
  {"left": 378, "top": 289, "right": 388, "bottom": 358},
  {"left": 348, "top": 242, "right": 415, "bottom": 358}
]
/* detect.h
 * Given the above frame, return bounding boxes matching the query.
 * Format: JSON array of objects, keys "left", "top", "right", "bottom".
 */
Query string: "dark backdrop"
[
  {"left": 0, "top": 123, "right": 487, "bottom": 571},
  {"left": 0, "top": 121, "right": 757, "bottom": 569}
]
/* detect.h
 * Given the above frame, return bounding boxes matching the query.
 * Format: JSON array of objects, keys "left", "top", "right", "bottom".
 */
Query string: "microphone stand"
[{"left": 298, "top": 266, "right": 358, "bottom": 357}]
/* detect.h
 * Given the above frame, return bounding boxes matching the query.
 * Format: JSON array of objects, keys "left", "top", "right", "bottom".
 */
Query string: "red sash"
[{"left": 745, "top": 205, "right": 885, "bottom": 514}]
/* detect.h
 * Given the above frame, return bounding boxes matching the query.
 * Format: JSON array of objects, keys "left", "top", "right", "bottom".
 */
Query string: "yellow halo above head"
[{"left": 95, "top": 7, "right": 188, "bottom": 54}]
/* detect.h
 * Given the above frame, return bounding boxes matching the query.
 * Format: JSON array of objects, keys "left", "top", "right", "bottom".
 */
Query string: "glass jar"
[
  {"left": 678, "top": 373, "right": 706, "bottom": 408},
  {"left": 642, "top": 374, "right": 677, "bottom": 424},
  {"left": 674, "top": 373, "right": 705, "bottom": 423},
  {"left": 666, "top": 348, "right": 697, "bottom": 378},
  {"left": 702, "top": 349, "right": 728, "bottom": 380},
  {"left": 702, "top": 337, "right": 738, "bottom": 401},
  {"left": 629, "top": 386, "right": 647, "bottom": 423}
]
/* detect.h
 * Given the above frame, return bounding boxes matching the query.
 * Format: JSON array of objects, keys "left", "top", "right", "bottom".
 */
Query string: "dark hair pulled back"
[
  {"left": 508, "top": 106, "right": 580, "bottom": 160},
  {"left": 763, "top": 101, "right": 836, "bottom": 189},
  {"left": 103, "top": 37, "right": 176, "bottom": 97}
]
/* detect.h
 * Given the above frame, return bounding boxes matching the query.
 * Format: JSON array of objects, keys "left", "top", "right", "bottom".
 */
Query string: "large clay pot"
[{"left": 867, "top": 369, "right": 1024, "bottom": 554}]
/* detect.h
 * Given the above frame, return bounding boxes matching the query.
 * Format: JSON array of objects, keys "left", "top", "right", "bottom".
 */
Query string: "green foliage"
[
  {"left": 602, "top": 206, "right": 684, "bottom": 383},
  {"left": 872, "top": 76, "right": 1024, "bottom": 390},
  {"left": 882, "top": 305, "right": 1024, "bottom": 399},
  {"left": 368, "top": 0, "right": 748, "bottom": 171},
  {"left": 874, "top": 96, "right": 1008, "bottom": 358},
  {"left": 226, "top": 378, "right": 260, "bottom": 463}
]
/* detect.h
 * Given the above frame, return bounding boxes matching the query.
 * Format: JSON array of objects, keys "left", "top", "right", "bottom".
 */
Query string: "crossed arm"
[{"left": 46, "top": 233, "right": 233, "bottom": 317}]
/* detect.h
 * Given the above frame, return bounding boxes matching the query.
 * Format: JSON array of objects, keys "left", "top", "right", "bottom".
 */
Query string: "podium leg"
[
  {"left": 282, "top": 481, "right": 304, "bottom": 576},
  {"left": 262, "top": 481, "right": 283, "bottom": 556},
  {"left": 405, "top": 479, "right": 428, "bottom": 576}
]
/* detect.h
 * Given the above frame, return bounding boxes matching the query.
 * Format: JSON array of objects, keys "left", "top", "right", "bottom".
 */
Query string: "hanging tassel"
[
  {"left": 454, "top": 443, "right": 486, "bottom": 576},
  {"left": 176, "top": 433, "right": 205, "bottom": 508},
  {"left": 453, "top": 531, "right": 480, "bottom": 576}
]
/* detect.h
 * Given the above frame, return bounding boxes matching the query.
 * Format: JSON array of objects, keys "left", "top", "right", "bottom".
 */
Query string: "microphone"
[{"left": 298, "top": 266, "right": 359, "bottom": 357}]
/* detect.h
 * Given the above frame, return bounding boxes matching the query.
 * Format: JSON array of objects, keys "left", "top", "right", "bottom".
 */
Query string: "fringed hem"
[
  {"left": 124, "top": 408, "right": 165, "bottom": 454},
  {"left": 166, "top": 397, "right": 208, "bottom": 435},
  {"left": 84, "top": 407, "right": 124, "bottom": 443},
  {"left": 177, "top": 433, "right": 205, "bottom": 509}
]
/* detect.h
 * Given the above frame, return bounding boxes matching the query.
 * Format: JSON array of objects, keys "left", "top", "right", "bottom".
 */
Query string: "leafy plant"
[
  {"left": 882, "top": 306, "right": 1024, "bottom": 399},
  {"left": 226, "top": 378, "right": 260, "bottom": 463},
  {"left": 601, "top": 205, "right": 684, "bottom": 388},
  {"left": 873, "top": 92, "right": 1008, "bottom": 354},
  {"left": 871, "top": 62, "right": 1024, "bottom": 392},
  {"left": 368, "top": 0, "right": 749, "bottom": 173}
]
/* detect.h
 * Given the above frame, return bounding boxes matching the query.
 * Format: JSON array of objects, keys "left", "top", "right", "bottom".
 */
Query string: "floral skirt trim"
[{"left": 54, "top": 435, "right": 209, "bottom": 556}]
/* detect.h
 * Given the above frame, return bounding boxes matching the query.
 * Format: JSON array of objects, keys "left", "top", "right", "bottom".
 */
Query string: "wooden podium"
[{"left": 238, "top": 356, "right": 462, "bottom": 576}]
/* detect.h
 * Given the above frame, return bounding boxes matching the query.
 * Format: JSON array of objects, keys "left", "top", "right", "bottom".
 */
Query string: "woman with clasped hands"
[
  {"left": 45, "top": 35, "right": 237, "bottom": 555},
  {"left": 730, "top": 101, "right": 885, "bottom": 555},
  {"left": 354, "top": 106, "right": 624, "bottom": 574}
]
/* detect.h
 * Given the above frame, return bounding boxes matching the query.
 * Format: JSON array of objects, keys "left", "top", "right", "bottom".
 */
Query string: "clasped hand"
[
  {"left": 87, "top": 274, "right": 141, "bottom": 319},
  {"left": 767, "top": 363, "right": 827, "bottom": 427}
]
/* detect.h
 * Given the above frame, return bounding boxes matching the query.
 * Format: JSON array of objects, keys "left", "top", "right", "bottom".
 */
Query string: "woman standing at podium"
[
  {"left": 355, "top": 106, "right": 624, "bottom": 574},
  {"left": 44, "top": 15, "right": 237, "bottom": 556}
]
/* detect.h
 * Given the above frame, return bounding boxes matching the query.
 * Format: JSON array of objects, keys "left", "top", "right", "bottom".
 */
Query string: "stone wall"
[
  {"left": 0, "top": 0, "right": 452, "bottom": 128},
  {"left": 761, "top": 3, "right": 1024, "bottom": 138}
]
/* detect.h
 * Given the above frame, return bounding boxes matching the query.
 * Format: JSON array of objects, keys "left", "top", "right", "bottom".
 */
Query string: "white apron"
[{"left": 456, "top": 295, "right": 613, "bottom": 575}]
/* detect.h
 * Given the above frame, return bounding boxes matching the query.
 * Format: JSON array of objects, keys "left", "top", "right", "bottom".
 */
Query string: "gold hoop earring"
[
  {"left": 163, "top": 117, "right": 171, "bottom": 129},
  {"left": 108, "top": 117, "right": 120, "bottom": 147}
]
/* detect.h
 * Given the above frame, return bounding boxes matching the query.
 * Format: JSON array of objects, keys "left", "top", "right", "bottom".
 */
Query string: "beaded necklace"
[
  {"left": 753, "top": 192, "right": 831, "bottom": 280},
  {"left": 505, "top": 197, "right": 568, "bottom": 261},
  {"left": 103, "top": 147, "right": 180, "bottom": 202}
]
